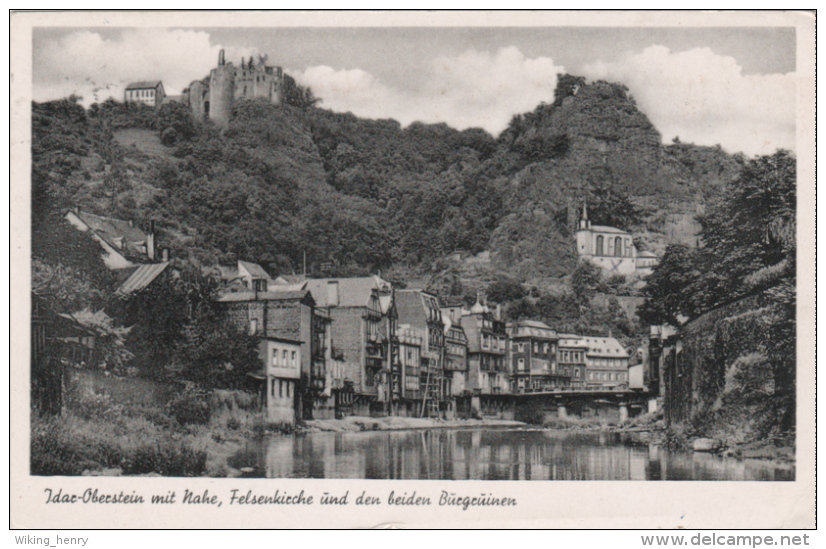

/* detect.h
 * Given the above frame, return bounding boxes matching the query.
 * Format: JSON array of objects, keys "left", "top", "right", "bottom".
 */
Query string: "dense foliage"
[
  {"left": 640, "top": 150, "right": 796, "bottom": 430},
  {"left": 31, "top": 74, "right": 762, "bottom": 386},
  {"left": 640, "top": 150, "right": 796, "bottom": 324}
]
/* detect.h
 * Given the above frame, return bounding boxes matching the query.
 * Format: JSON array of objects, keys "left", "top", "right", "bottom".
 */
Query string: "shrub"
[
  {"left": 250, "top": 419, "right": 294, "bottom": 438},
  {"left": 167, "top": 388, "right": 211, "bottom": 426},
  {"left": 73, "top": 391, "right": 123, "bottom": 421},
  {"left": 122, "top": 443, "right": 207, "bottom": 476},
  {"left": 30, "top": 413, "right": 124, "bottom": 475}
]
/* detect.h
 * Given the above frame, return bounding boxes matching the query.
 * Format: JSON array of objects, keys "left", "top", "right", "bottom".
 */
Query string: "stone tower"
[{"left": 208, "top": 49, "right": 235, "bottom": 129}]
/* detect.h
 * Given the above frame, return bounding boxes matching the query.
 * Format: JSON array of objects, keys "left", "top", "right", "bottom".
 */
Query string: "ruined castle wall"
[
  {"left": 664, "top": 292, "right": 774, "bottom": 442},
  {"left": 235, "top": 66, "right": 285, "bottom": 104},
  {"left": 187, "top": 81, "right": 207, "bottom": 122}
]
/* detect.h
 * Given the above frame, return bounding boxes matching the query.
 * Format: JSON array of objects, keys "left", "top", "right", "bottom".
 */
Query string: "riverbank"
[
  {"left": 303, "top": 416, "right": 524, "bottom": 433},
  {"left": 516, "top": 412, "right": 794, "bottom": 467},
  {"left": 31, "top": 386, "right": 276, "bottom": 478}
]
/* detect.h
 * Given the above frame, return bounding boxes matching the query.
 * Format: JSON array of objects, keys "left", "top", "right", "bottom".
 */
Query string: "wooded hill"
[{"left": 33, "top": 75, "right": 744, "bottom": 287}]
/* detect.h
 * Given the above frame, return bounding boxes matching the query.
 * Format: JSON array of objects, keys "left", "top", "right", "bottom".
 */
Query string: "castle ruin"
[{"left": 186, "top": 49, "right": 295, "bottom": 128}]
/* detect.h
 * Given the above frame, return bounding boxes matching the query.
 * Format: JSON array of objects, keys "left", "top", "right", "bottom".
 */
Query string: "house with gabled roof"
[
  {"left": 65, "top": 208, "right": 160, "bottom": 270},
  {"left": 580, "top": 335, "right": 630, "bottom": 389},
  {"left": 124, "top": 80, "right": 165, "bottom": 108},
  {"left": 303, "top": 276, "right": 396, "bottom": 416},
  {"left": 395, "top": 289, "right": 449, "bottom": 417},
  {"left": 65, "top": 208, "right": 181, "bottom": 296},
  {"left": 217, "top": 288, "right": 331, "bottom": 422}
]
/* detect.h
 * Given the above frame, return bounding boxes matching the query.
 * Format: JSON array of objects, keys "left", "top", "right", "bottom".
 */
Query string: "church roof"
[{"left": 588, "top": 225, "right": 629, "bottom": 235}]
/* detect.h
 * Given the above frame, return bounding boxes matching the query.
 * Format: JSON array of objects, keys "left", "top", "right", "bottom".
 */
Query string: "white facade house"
[
  {"left": 261, "top": 338, "right": 301, "bottom": 424},
  {"left": 124, "top": 81, "right": 166, "bottom": 108}
]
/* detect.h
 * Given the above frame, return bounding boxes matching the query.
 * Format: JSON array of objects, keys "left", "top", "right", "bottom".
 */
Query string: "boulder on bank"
[{"left": 692, "top": 438, "right": 722, "bottom": 452}]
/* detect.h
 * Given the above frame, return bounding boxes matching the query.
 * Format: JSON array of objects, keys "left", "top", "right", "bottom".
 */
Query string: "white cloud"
[
  {"left": 34, "top": 29, "right": 256, "bottom": 105},
  {"left": 583, "top": 45, "right": 795, "bottom": 156},
  {"left": 34, "top": 34, "right": 794, "bottom": 157},
  {"left": 292, "top": 46, "right": 564, "bottom": 134}
]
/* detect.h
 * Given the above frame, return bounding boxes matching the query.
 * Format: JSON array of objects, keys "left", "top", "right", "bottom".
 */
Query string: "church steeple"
[{"left": 579, "top": 201, "right": 590, "bottom": 230}]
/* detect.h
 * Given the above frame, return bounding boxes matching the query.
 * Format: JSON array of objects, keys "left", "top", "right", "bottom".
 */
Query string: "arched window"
[
  {"left": 596, "top": 235, "right": 604, "bottom": 256},
  {"left": 615, "top": 236, "right": 623, "bottom": 257}
]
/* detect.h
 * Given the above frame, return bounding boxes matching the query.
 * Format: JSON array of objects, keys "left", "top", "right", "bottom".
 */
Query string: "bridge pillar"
[
  {"left": 619, "top": 402, "right": 628, "bottom": 423},
  {"left": 557, "top": 404, "right": 567, "bottom": 419}
]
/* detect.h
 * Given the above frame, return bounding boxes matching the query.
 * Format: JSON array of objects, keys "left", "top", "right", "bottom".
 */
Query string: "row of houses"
[
  {"left": 216, "top": 266, "right": 636, "bottom": 424},
  {"left": 60, "top": 208, "right": 637, "bottom": 424}
]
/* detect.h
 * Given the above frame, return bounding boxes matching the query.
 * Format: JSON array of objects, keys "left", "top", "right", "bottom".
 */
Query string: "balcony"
[{"left": 365, "top": 345, "right": 386, "bottom": 361}]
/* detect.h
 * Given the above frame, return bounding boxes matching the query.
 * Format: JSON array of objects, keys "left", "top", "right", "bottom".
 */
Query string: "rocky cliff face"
[{"left": 488, "top": 77, "right": 743, "bottom": 279}]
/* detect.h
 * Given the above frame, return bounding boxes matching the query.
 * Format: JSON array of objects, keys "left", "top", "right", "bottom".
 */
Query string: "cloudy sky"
[{"left": 33, "top": 26, "right": 797, "bottom": 156}]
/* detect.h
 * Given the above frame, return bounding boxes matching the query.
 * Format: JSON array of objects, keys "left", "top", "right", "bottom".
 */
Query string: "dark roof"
[
  {"left": 125, "top": 81, "right": 163, "bottom": 90},
  {"left": 216, "top": 290, "right": 313, "bottom": 303},
  {"left": 117, "top": 262, "right": 171, "bottom": 295},
  {"left": 395, "top": 290, "right": 429, "bottom": 327},
  {"left": 69, "top": 210, "right": 152, "bottom": 262},
  {"left": 517, "top": 319, "right": 553, "bottom": 329},
  {"left": 439, "top": 295, "right": 465, "bottom": 308},
  {"left": 304, "top": 276, "right": 389, "bottom": 308},
  {"left": 31, "top": 294, "right": 94, "bottom": 337}
]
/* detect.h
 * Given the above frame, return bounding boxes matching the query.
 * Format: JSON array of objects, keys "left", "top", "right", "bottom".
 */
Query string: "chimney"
[
  {"left": 495, "top": 303, "right": 502, "bottom": 321},
  {"left": 161, "top": 248, "right": 169, "bottom": 262},
  {"left": 147, "top": 220, "right": 156, "bottom": 261}
]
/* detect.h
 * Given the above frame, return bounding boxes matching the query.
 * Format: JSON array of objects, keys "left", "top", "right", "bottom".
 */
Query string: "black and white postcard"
[{"left": 10, "top": 10, "right": 816, "bottom": 529}]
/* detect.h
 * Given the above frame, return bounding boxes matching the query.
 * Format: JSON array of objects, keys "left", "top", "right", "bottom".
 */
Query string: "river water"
[{"left": 232, "top": 428, "right": 794, "bottom": 481}]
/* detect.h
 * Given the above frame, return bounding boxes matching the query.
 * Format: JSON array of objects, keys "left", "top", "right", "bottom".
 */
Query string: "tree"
[
  {"left": 697, "top": 150, "right": 796, "bottom": 307},
  {"left": 638, "top": 243, "right": 701, "bottom": 326},
  {"left": 486, "top": 279, "right": 527, "bottom": 304},
  {"left": 570, "top": 261, "right": 603, "bottom": 305},
  {"left": 175, "top": 303, "right": 260, "bottom": 389},
  {"left": 585, "top": 178, "right": 642, "bottom": 231},
  {"left": 72, "top": 309, "right": 133, "bottom": 371},
  {"left": 156, "top": 100, "right": 196, "bottom": 145},
  {"left": 108, "top": 277, "right": 192, "bottom": 378}
]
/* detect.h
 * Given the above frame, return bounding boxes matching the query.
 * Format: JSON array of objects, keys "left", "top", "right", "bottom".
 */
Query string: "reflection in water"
[{"left": 236, "top": 428, "right": 794, "bottom": 481}]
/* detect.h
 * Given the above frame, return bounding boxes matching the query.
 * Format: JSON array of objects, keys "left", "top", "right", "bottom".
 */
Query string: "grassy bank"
[{"left": 31, "top": 377, "right": 282, "bottom": 477}]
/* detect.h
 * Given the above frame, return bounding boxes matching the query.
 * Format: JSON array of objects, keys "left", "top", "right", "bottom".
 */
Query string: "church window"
[
  {"left": 596, "top": 236, "right": 604, "bottom": 256},
  {"left": 615, "top": 237, "right": 623, "bottom": 257}
]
